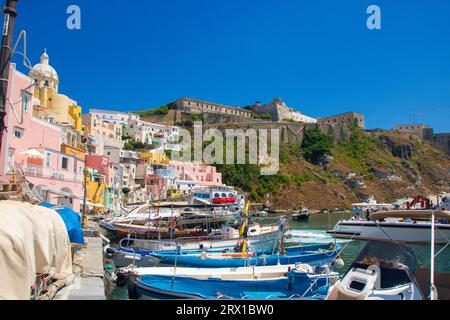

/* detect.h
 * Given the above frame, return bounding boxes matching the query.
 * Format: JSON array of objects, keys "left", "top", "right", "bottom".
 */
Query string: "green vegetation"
[
  {"left": 253, "top": 113, "right": 272, "bottom": 120},
  {"left": 124, "top": 139, "right": 156, "bottom": 151},
  {"left": 186, "top": 114, "right": 203, "bottom": 122},
  {"left": 333, "top": 125, "right": 381, "bottom": 174},
  {"left": 279, "top": 143, "right": 303, "bottom": 163},
  {"left": 339, "top": 125, "right": 377, "bottom": 160},
  {"left": 301, "top": 128, "right": 334, "bottom": 164},
  {"left": 135, "top": 104, "right": 169, "bottom": 116}
]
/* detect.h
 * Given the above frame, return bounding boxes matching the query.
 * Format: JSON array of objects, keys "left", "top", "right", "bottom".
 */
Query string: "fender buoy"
[
  {"left": 128, "top": 280, "right": 140, "bottom": 300},
  {"left": 116, "top": 273, "right": 128, "bottom": 287}
]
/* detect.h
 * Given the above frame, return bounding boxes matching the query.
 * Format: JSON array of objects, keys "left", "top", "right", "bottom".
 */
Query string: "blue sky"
[{"left": 12, "top": 0, "right": 450, "bottom": 132}]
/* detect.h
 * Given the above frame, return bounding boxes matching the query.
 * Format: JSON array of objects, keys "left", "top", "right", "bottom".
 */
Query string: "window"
[
  {"left": 62, "top": 157, "right": 69, "bottom": 170},
  {"left": 13, "top": 127, "right": 23, "bottom": 138},
  {"left": 21, "top": 91, "right": 30, "bottom": 112},
  {"left": 45, "top": 153, "right": 51, "bottom": 166}
]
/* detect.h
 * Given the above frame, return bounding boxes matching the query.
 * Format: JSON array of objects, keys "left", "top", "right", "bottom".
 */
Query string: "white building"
[
  {"left": 90, "top": 109, "right": 139, "bottom": 126},
  {"left": 126, "top": 119, "right": 180, "bottom": 151}
]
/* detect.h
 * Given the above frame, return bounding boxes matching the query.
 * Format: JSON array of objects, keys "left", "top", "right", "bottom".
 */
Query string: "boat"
[
  {"left": 111, "top": 223, "right": 284, "bottom": 267},
  {"left": 327, "top": 196, "right": 450, "bottom": 243},
  {"left": 189, "top": 185, "right": 245, "bottom": 208},
  {"left": 326, "top": 210, "right": 450, "bottom": 300},
  {"left": 291, "top": 208, "right": 311, "bottom": 221},
  {"left": 124, "top": 264, "right": 339, "bottom": 299},
  {"left": 148, "top": 243, "right": 341, "bottom": 268},
  {"left": 111, "top": 223, "right": 208, "bottom": 239},
  {"left": 327, "top": 210, "right": 450, "bottom": 243}
]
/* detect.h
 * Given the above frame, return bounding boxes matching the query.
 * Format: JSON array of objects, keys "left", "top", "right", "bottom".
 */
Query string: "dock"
[{"left": 54, "top": 237, "right": 106, "bottom": 300}]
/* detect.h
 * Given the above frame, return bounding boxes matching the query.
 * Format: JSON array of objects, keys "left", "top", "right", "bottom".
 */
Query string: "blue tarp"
[{"left": 39, "top": 203, "right": 85, "bottom": 244}]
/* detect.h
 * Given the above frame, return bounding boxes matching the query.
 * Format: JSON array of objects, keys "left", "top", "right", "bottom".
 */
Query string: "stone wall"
[{"left": 203, "top": 121, "right": 352, "bottom": 145}]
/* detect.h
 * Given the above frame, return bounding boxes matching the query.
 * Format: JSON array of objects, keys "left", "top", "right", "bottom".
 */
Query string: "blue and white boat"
[
  {"left": 126, "top": 264, "right": 339, "bottom": 299},
  {"left": 148, "top": 243, "right": 340, "bottom": 268}
]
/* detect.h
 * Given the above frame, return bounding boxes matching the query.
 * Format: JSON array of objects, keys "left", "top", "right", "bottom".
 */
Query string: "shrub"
[{"left": 301, "top": 128, "right": 333, "bottom": 164}]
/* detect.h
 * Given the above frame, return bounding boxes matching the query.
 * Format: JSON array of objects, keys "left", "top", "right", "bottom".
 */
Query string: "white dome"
[{"left": 29, "top": 49, "right": 59, "bottom": 82}]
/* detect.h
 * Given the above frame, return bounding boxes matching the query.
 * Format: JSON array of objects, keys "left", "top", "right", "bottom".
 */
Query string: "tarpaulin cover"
[
  {"left": 0, "top": 201, "right": 73, "bottom": 300},
  {"left": 39, "top": 203, "right": 85, "bottom": 245}
]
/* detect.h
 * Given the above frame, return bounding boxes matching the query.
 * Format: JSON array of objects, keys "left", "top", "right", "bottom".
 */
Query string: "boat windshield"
[
  {"left": 353, "top": 240, "right": 418, "bottom": 272},
  {"left": 349, "top": 241, "right": 418, "bottom": 289}
]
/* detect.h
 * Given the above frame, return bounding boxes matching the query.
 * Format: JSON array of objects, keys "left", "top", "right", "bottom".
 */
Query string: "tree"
[{"left": 301, "top": 128, "right": 333, "bottom": 164}]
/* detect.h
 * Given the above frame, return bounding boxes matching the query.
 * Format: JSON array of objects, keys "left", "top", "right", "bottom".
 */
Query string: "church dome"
[{"left": 29, "top": 49, "right": 59, "bottom": 82}]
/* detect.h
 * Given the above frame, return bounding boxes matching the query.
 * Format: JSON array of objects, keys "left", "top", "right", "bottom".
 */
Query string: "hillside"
[{"left": 216, "top": 127, "right": 450, "bottom": 211}]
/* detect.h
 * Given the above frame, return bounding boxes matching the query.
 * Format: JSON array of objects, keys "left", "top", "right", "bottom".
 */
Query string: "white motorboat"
[
  {"left": 118, "top": 264, "right": 302, "bottom": 280},
  {"left": 327, "top": 196, "right": 450, "bottom": 243},
  {"left": 326, "top": 210, "right": 450, "bottom": 300}
]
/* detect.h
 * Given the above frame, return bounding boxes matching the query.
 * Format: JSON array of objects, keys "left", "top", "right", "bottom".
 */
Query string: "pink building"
[
  {"left": 146, "top": 174, "right": 163, "bottom": 200},
  {"left": 0, "top": 64, "right": 84, "bottom": 211},
  {"left": 169, "top": 160, "right": 222, "bottom": 186},
  {"left": 85, "top": 155, "right": 114, "bottom": 187}
]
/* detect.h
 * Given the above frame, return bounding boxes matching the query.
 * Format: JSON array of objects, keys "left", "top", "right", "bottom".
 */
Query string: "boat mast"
[{"left": 430, "top": 210, "right": 437, "bottom": 300}]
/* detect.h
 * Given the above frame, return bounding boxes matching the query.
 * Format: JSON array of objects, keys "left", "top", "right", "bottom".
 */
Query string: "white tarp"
[{"left": 0, "top": 201, "right": 73, "bottom": 300}]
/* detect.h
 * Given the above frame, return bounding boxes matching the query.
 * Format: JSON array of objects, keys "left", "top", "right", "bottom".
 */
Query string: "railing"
[{"left": 17, "top": 162, "right": 82, "bottom": 183}]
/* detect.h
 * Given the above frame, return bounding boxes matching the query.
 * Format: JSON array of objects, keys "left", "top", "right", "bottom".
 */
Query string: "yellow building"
[
  {"left": 85, "top": 170, "right": 107, "bottom": 214},
  {"left": 30, "top": 50, "right": 83, "bottom": 134},
  {"left": 139, "top": 152, "right": 170, "bottom": 165}
]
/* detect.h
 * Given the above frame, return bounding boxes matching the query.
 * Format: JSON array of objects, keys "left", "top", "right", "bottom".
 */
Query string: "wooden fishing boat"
[
  {"left": 125, "top": 265, "right": 339, "bottom": 299},
  {"left": 148, "top": 243, "right": 341, "bottom": 268},
  {"left": 110, "top": 223, "right": 284, "bottom": 267},
  {"left": 112, "top": 223, "right": 208, "bottom": 239}
]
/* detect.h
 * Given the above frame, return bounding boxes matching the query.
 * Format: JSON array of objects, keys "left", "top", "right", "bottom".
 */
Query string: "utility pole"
[{"left": 0, "top": 0, "right": 18, "bottom": 153}]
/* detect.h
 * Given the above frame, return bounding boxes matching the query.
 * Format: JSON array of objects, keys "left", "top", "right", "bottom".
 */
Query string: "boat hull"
[
  {"left": 112, "top": 231, "right": 281, "bottom": 267},
  {"left": 149, "top": 244, "right": 340, "bottom": 268},
  {"left": 328, "top": 220, "right": 450, "bottom": 243},
  {"left": 131, "top": 270, "right": 336, "bottom": 299}
]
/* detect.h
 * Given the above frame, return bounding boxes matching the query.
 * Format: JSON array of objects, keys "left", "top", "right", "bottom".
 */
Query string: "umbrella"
[{"left": 19, "top": 149, "right": 45, "bottom": 158}]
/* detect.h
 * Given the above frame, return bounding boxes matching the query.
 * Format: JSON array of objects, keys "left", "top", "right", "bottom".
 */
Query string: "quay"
[{"left": 54, "top": 234, "right": 106, "bottom": 300}]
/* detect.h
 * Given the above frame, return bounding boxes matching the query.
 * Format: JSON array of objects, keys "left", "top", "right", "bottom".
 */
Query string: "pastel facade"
[
  {"left": 0, "top": 63, "right": 83, "bottom": 211},
  {"left": 169, "top": 160, "right": 222, "bottom": 188},
  {"left": 126, "top": 119, "right": 180, "bottom": 151},
  {"left": 89, "top": 109, "right": 137, "bottom": 126},
  {"left": 30, "top": 50, "right": 82, "bottom": 133}
]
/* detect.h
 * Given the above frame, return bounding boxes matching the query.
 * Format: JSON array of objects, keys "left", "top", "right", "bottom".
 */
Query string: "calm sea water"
[{"left": 109, "top": 212, "right": 450, "bottom": 300}]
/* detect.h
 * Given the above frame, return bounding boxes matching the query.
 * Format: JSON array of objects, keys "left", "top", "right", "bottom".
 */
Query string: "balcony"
[{"left": 17, "top": 162, "right": 82, "bottom": 183}]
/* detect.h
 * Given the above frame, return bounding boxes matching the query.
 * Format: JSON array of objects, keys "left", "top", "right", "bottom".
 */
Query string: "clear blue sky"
[{"left": 11, "top": 0, "right": 450, "bottom": 132}]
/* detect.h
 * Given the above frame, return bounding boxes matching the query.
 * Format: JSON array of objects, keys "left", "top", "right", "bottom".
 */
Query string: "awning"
[
  {"left": 39, "top": 186, "right": 83, "bottom": 200},
  {"left": 85, "top": 201, "right": 104, "bottom": 208},
  {"left": 370, "top": 210, "right": 450, "bottom": 221}
]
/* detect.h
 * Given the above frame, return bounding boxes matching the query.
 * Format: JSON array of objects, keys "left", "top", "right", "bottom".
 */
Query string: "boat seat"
[
  {"left": 326, "top": 285, "right": 367, "bottom": 300},
  {"left": 414, "top": 268, "right": 450, "bottom": 300}
]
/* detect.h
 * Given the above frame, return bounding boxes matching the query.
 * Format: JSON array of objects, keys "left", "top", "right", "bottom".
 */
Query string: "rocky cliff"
[{"left": 217, "top": 127, "right": 450, "bottom": 210}]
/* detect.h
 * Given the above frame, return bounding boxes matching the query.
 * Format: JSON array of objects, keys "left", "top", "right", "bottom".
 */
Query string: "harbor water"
[{"left": 109, "top": 211, "right": 450, "bottom": 300}]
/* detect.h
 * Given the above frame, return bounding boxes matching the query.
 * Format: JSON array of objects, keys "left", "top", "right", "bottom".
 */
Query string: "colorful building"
[
  {"left": 169, "top": 160, "right": 222, "bottom": 188},
  {"left": 0, "top": 62, "right": 84, "bottom": 211}
]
